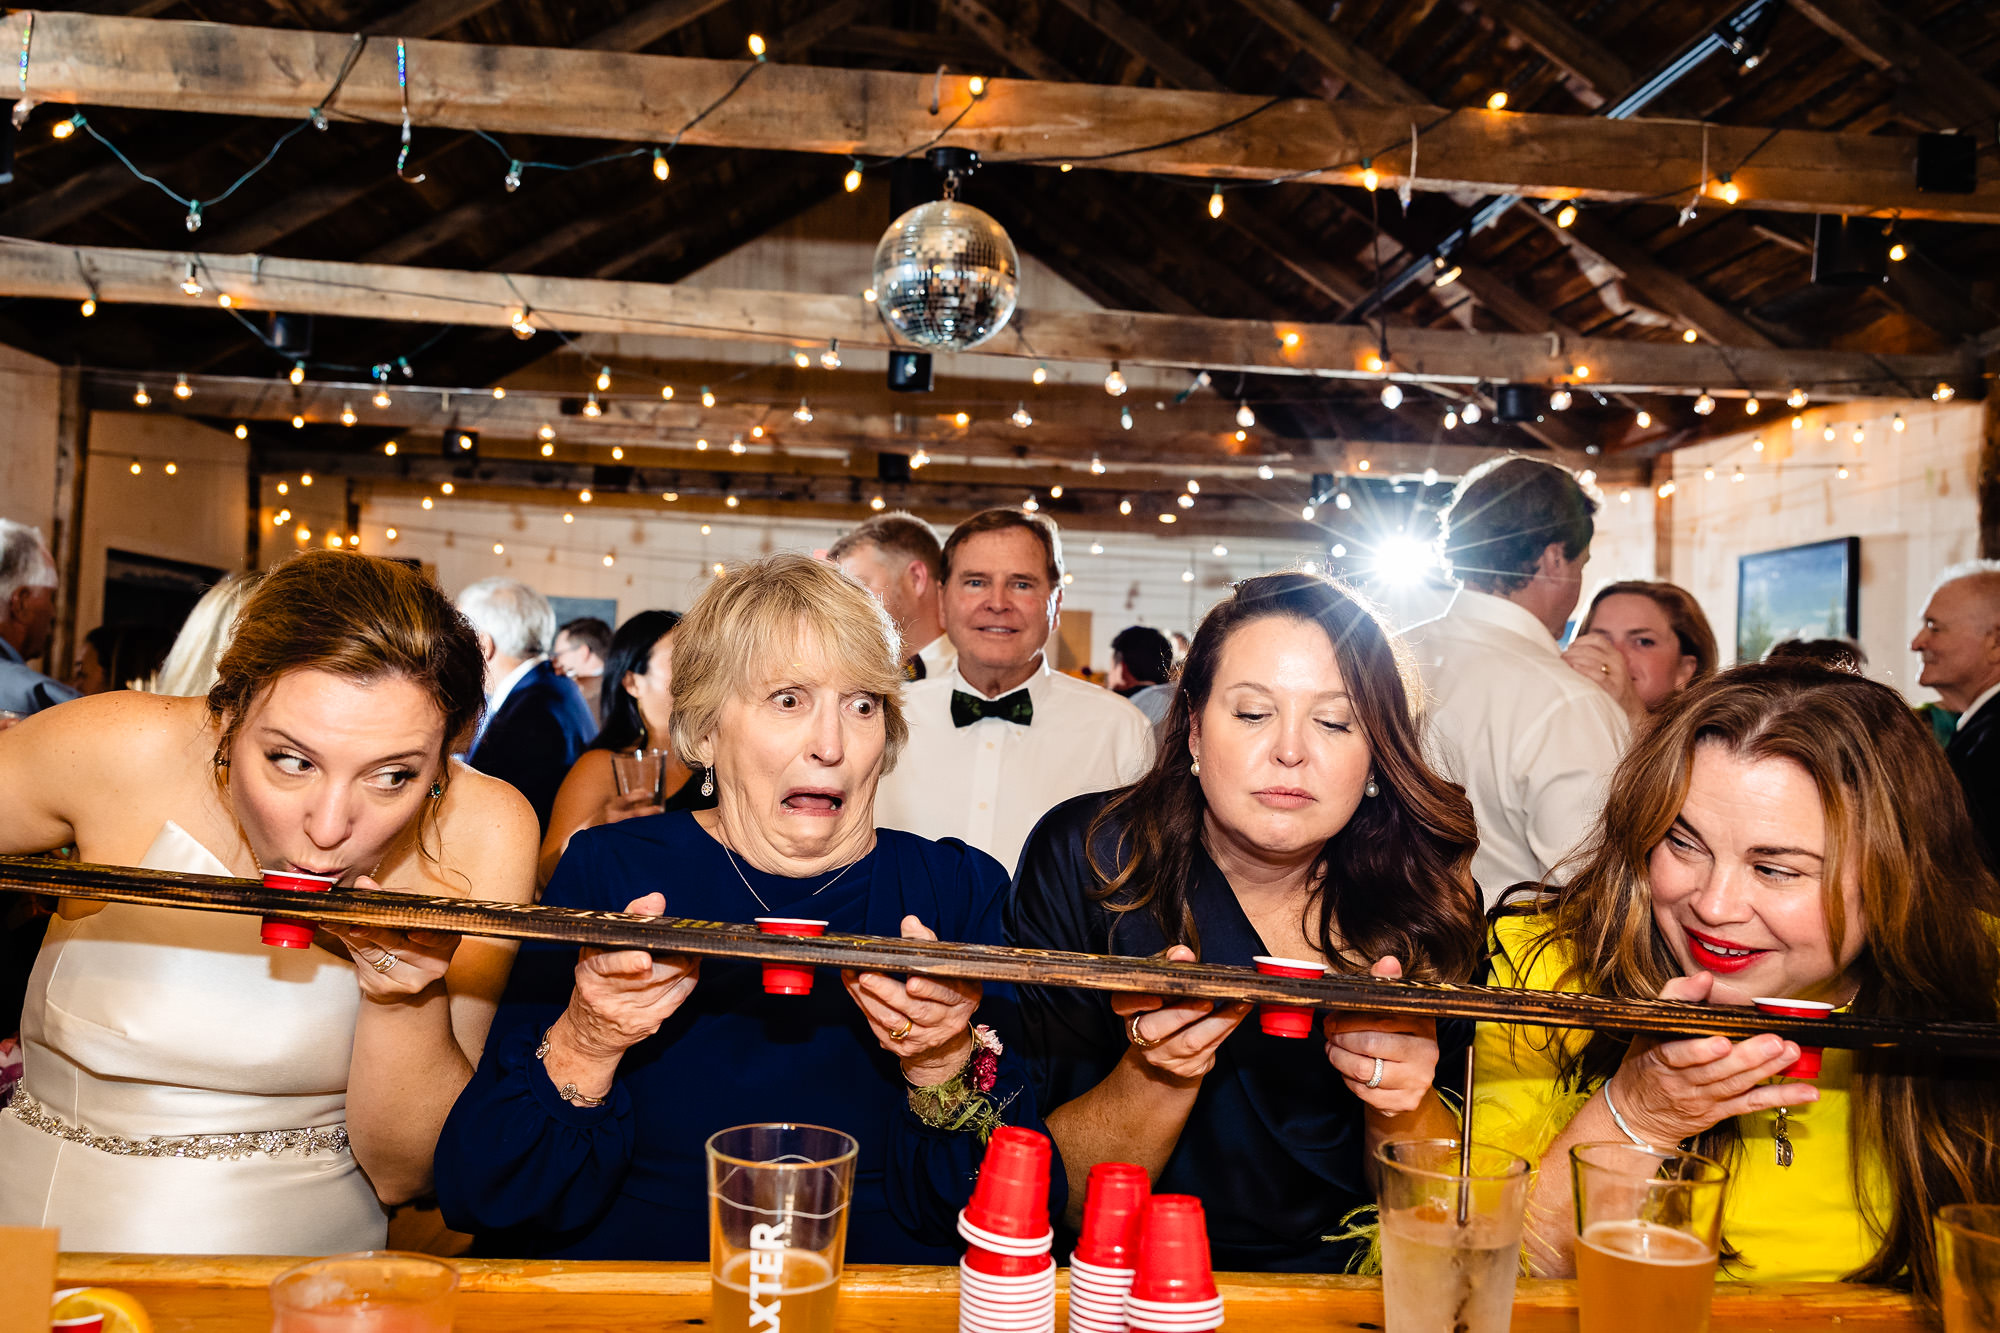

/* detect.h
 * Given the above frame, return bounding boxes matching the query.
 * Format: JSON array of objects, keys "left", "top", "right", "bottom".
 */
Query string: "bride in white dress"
[{"left": 0, "top": 551, "right": 538, "bottom": 1253}]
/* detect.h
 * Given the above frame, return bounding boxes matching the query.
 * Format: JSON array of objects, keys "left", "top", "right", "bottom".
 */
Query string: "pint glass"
[
  {"left": 1571, "top": 1143, "right": 1728, "bottom": 1333},
  {"left": 1375, "top": 1138, "right": 1532, "bottom": 1333},
  {"left": 707, "top": 1123, "right": 858, "bottom": 1333}
]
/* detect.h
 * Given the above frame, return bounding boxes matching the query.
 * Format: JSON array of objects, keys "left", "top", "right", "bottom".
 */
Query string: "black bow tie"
[{"left": 952, "top": 689, "right": 1033, "bottom": 728}]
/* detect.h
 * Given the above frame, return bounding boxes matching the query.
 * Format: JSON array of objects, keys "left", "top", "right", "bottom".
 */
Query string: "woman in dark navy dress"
[
  {"left": 436, "top": 555, "right": 1052, "bottom": 1262},
  {"left": 1007, "top": 571, "right": 1485, "bottom": 1272}
]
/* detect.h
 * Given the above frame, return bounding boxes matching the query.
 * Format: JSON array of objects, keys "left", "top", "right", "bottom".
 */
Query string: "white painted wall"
[
  {"left": 1664, "top": 397, "right": 1980, "bottom": 699},
  {"left": 0, "top": 343, "right": 62, "bottom": 536}
]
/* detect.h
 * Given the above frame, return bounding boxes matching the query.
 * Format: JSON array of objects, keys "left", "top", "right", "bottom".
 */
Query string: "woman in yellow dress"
[{"left": 1476, "top": 660, "right": 2000, "bottom": 1298}]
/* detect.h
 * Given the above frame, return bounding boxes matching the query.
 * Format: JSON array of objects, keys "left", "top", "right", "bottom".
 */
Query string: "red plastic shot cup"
[
  {"left": 260, "top": 869, "right": 338, "bottom": 949},
  {"left": 1252, "top": 956, "right": 1325, "bottom": 1039},
  {"left": 1129, "top": 1196, "right": 1220, "bottom": 1306},
  {"left": 1754, "top": 996, "right": 1835, "bottom": 1078},
  {"left": 754, "top": 917, "right": 827, "bottom": 994},
  {"left": 961, "top": 1126, "right": 1055, "bottom": 1279},
  {"left": 1074, "top": 1162, "right": 1151, "bottom": 1268}
]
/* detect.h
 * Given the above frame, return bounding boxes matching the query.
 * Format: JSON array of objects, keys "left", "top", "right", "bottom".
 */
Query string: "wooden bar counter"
[{"left": 56, "top": 1255, "right": 1929, "bottom": 1331}]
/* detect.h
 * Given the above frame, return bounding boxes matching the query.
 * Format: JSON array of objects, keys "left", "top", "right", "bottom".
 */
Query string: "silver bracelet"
[{"left": 1600, "top": 1081, "right": 1655, "bottom": 1149}]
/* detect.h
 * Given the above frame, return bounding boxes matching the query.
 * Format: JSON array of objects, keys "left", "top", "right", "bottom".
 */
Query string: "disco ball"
[{"left": 870, "top": 199, "right": 1019, "bottom": 351}]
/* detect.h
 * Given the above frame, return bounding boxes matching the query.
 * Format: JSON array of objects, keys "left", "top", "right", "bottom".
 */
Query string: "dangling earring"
[
  {"left": 1189, "top": 758, "right": 1201, "bottom": 776},
  {"left": 700, "top": 767, "right": 715, "bottom": 797},
  {"left": 1363, "top": 775, "right": 1380, "bottom": 798}
]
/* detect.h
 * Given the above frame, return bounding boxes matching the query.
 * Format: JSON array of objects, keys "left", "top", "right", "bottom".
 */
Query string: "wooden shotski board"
[{"left": 4, "top": 855, "right": 1996, "bottom": 1056}]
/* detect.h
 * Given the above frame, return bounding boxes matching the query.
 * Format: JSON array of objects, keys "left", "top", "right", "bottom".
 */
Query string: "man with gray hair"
[
  {"left": 1912, "top": 559, "right": 2000, "bottom": 871},
  {"left": 0, "top": 519, "right": 77, "bottom": 719},
  {"left": 456, "top": 576, "right": 594, "bottom": 834}
]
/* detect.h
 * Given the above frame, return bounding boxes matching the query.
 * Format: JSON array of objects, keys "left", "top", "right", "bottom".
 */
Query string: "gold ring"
[
  {"left": 371, "top": 951, "right": 399, "bottom": 973},
  {"left": 889, "top": 1016, "right": 914, "bottom": 1041},
  {"left": 1128, "top": 1013, "right": 1161, "bottom": 1050}
]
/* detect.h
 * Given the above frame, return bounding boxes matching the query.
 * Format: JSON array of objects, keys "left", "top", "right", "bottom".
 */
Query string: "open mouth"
[
  {"left": 781, "top": 790, "right": 845, "bottom": 814},
  {"left": 1684, "top": 927, "right": 1770, "bottom": 974}
]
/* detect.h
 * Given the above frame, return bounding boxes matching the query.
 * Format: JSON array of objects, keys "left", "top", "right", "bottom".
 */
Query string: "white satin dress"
[{"left": 0, "top": 823, "right": 389, "bottom": 1252}]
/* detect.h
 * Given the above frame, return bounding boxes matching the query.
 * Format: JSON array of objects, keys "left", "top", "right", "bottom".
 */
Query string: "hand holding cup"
[
  {"left": 1113, "top": 945, "right": 1252, "bottom": 1085},
  {"left": 564, "top": 891, "right": 700, "bottom": 1057}
]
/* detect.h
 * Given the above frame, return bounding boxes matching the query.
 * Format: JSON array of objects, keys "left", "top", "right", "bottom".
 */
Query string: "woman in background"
[
  {"left": 1566, "top": 580, "right": 1718, "bottom": 724},
  {"left": 140, "top": 572, "right": 264, "bottom": 698},
  {"left": 539, "top": 610, "right": 710, "bottom": 886}
]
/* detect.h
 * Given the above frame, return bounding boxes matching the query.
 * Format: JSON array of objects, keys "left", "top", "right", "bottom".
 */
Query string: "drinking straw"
[{"left": 1456, "top": 1044, "right": 1475, "bottom": 1227}]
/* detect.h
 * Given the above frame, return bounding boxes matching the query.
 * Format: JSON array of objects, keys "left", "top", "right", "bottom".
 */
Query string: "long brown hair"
[
  {"left": 1513, "top": 661, "right": 2000, "bottom": 1297},
  {"left": 1086, "top": 570, "right": 1483, "bottom": 982},
  {"left": 207, "top": 550, "right": 487, "bottom": 779},
  {"left": 1579, "top": 580, "right": 1720, "bottom": 686}
]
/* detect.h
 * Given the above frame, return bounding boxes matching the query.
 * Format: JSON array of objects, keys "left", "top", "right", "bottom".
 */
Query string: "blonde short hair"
[
  {"left": 669, "top": 554, "right": 908, "bottom": 772},
  {"left": 141, "top": 571, "right": 265, "bottom": 698}
]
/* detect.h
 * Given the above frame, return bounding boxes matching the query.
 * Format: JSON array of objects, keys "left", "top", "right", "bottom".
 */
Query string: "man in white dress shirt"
[
  {"left": 1404, "top": 457, "right": 1631, "bottom": 903},
  {"left": 874, "top": 508, "right": 1154, "bottom": 874},
  {"left": 830, "top": 511, "right": 956, "bottom": 682}
]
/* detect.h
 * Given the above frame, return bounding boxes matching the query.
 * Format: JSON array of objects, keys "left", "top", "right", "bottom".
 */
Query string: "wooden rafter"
[
  {"left": 1463, "top": 0, "right": 1636, "bottom": 110},
  {"left": 1230, "top": 0, "right": 1428, "bottom": 104},
  {"left": 10, "top": 240, "right": 1968, "bottom": 397},
  {"left": 10, "top": 12, "right": 2000, "bottom": 222},
  {"left": 1786, "top": 0, "right": 2000, "bottom": 134}
]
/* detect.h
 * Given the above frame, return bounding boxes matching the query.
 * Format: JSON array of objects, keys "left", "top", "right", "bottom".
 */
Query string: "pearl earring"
[
  {"left": 700, "top": 767, "right": 715, "bottom": 797},
  {"left": 1364, "top": 776, "right": 1380, "bottom": 798},
  {"left": 1189, "top": 758, "right": 1200, "bottom": 776}
]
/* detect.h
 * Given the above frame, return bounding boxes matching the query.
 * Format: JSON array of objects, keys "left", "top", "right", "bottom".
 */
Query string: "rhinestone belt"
[{"left": 2, "top": 1088, "right": 350, "bottom": 1160}]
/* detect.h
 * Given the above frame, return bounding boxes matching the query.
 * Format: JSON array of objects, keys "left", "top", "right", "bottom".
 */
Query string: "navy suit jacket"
[
  {"left": 1950, "top": 703, "right": 2000, "bottom": 874},
  {"left": 468, "top": 660, "right": 595, "bottom": 833}
]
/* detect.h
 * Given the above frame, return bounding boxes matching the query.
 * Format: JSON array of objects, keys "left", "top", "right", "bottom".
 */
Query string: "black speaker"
[
  {"left": 888, "top": 351, "right": 933, "bottom": 394},
  {"left": 1495, "top": 383, "right": 1544, "bottom": 423},
  {"left": 1811, "top": 214, "right": 1889, "bottom": 286},
  {"left": 1916, "top": 133, "right": 1977, "bottom": 194},
  {"left": 268, "top": 313, "right": 313, "bottom": 357},
  {"left": 877, "top": 452, "right": 912, "bottom": 483},
  {"left": 448, "top": 428, "right": 478, "bottom": 458}
]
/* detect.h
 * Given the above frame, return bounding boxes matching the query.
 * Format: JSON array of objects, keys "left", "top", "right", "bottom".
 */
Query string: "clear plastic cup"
[
  {"left": 268, "top": 1251, "right": 457, "bottom": 1332},
  {"left": 1375, "top": 1139, "right": 1531, "bottom": 1333},
  {"left": 708, "top": 1123, "right": 857, "bottom": 1333},
  {"left": 1571, "top": 1143, "right": 1729, "bottom": 1333},
  {"left": 1939, "top": 1204, "right": 2000, "bottom": 1332},
  {"left": 611, "top": 748, "right": 669, "bottom": 804}
]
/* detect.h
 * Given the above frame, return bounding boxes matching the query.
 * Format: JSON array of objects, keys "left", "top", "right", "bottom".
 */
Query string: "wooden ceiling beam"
[
  {"left": 362, "top": 0, "right": 510, "bottom": 38},
  {"left": 938, "top": 0, "right": 1079, "bottom": 82},
  {"left": 1229, "top": 0, "right": 1428, "bottom": 104},
  {"left": 1462, "top": 0, "right": 1635, "bottom": 110},
  {"left": 12, "top": 240, "right": 1968, "bottom": 396},
  {"left": 1786, "top": 0, "right": 2000, "bottom": 134},
  {"left": 1046, "top": 0, "right": 1228, "bottom": 93},
  {"left": 576, "top": 0, "right": 734, "bottom": 53},
  {"left": 12, "top": 12, "right": 2000, "bottom": 222}
]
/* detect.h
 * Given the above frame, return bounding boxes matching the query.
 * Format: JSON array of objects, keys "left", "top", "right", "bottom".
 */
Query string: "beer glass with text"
[
  {"left": 707, "top": 1123, "right": 857, "bottom": 1333},
  {"left": 1571, "top": 1143, "right": 1729, "bottom": 1333}
]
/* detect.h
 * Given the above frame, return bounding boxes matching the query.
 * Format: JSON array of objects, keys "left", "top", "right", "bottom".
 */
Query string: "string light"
[
  {"left": 1011, "top": 402, "right": 1033, "bottom": 428},
  {"left": 1444, "top": 410, "right": 1459, "bottom": 430},
  {"left": 1572, "top": 365, "right": 1590, "bottom": 381},
  {"left": 1461, "top": 404, "right": 1482, "bottom": 424},
  {"left": 611, "top": 446, "right": 624, "bottom": 460},
  {"left": 1356, "top": 461, "right": 1370, "bottom": 472},
  {"left": 1823, "top": 425, "right": 1837, "bottom": 442},
  {"left": 595, "top": 366, "right": 612, "bottom": 392},
  {"left": 1104, "top": 364, "right": 1127, "bottom": 396},
  {"left": 1485, "top": 90, "right": 1508, "bottom": 111},
  {"left": 1549, "top": 388, "right": 1572, "bottom": 411},
  {"left": 912, "top": 448, "right": 931, "bottom": 469},
  {"left": 438, "top": 481, "right": 450, "bottom": 494},
  {"left": 793, "top": 399, "right": 814, "bottom": 423},
  {"left": 1753, "top": 436, "right": 1765, "bottom": 452},
  {"left": 747, "top": 33, "right": 766, "bottom": 56},
  {"left": 793, "top": 349, "right": 811, "bottom": 369},
  {"left": 1177, "top": 493, "right": 1194, "bottom": 509},
  {"left": 1360, "top": 159, "right": 1378, "bottom": 192},
  {"left": 1791, "top": 414, "right": 1804, "bottom": 431},
  {"left": 540, "top": 441, "right": 555, "bottom": 457},
  {"left": 968, "top": 75, "right": 986, "bottom": 96},
  {"left": 701, "top": 386, "right": 716, "bottom": 408},
  {"left": 1381, "top": 383, "right": 1404, "bottom": 410},
  {"left": 421, "top": 496, "right": 433, "bottom": 509},
  {"left": 1235, "top": 402, "right": 1256, "bottom": 428},
  {"left": 1301, "top": 504, "right": 1316, "bottom": 520},
  {"left": 1889, "top": 241, "right": 1907, "bottom": 262},
  {"left": 1335, "top": 491, "right": 1353, "bottom": 509},
  {"left": 173, "top": 373, "right": 192, "bottom": 400},
  {"left": 1022, "top": 495, "right": 1040, "bottom": 512},
  {"left": 1120, "top": 406, "right": 1133, "bottom": 430},
  {"left": 821, "top": 340, "right": 842, "bottom": 370},
  {"left": 133, "top": 384, "right": 150, "bottom": 407},
  {"left": 1212, "top": 544, "right": 1229, "bottom": 557},
  {"left": 1682, "top": 329, "right": 1698, "bottom": 343},
  {"left": 664, "top": 492, "right": 680, "bottom": 502},
  {"left": 695, "top": 438, "right": 710, "bottom": 451},
  {"left": 386, "top": 528, "right": 398, "bottom": 540},
  {"left": 1657, "top": 481, "right": 1677, "bottom": 498},
  {"left": 870, "top": 495, "right": 886, "bottom": 511},
  {"left": 1234, "top": 429, "right": 1247, "bottom": 442},
  {"left": 296, "top": 525, "right": 309, "bottom": 542},
  {"left": 1893, "top": 412, "right": 1906, "bottom": 432},
  {"left": 1089, "top": 456, "right": 1105, "bottom": 475},
  {"left": 1836, "top": 464, "right": 1850, "bottom": 479},
  {"left": 79, "top": 297, "right": 95, "bottom": 317},
  {"left": 1186, "top": 479, "right": 1200, "bottom": 494},
  {"left": 1208, "top": 185, "right": 1224, "bottom": 219},
  {"left": 862, "top": 288, "right": 877, "bottom": 302},
  {"left": 1744, "top": 395, "right": 1759, "bottom": 416},
  {"left": 509, "top": 307, "right": 535, "bottom": 338},
  {"left": 1704, "top": 466, "right": 1716, "bottom": 481},
  {"left": 492, "top": 542, "right": 505, "bottom": 555},
  {"left": 217, "top": 293, "right": 233, "bottom": 308},
  {"left": 1933, "top": 382, "right": 1956, "bottom": 403},
  {"left": 1157, "top": 513, "right": 1176, "bottom": 524},
  {"left": 384, "top": 440, "right": 398, "bottom": 456},
  {"left": 1363, "top": 353, "right": 1385, "bottom": 374},
  {"left": 844, "top": 160, "right": 863, "bottom": 192},
  {"left": 370, "top": 385, "right": 391, "bottom": 409},
  {"left": 179, "top": 262, "right": 202, "bottom": 297},
  {"left": 339, "top": 402, "right": 358, "bottom": 426},
  {"left": 51, "top": 117, "right": 77, "bottom": 140},
  {"left": 1556, "top": 204, "right": 1577, "bottom": 229},
  {"left": 1787, "top": 388, "right": 1809, "bottom": 409},
  {"left": 1181, "top": 569, "right": 1195, "bottom": 583},
  {"left": 277, "top": 482, "right": 289, "bottom": 495},
  {"left": 235, "top": 423, "right": 248, "bottom": 439},
  {"left": 652, "top": 149, "right": 669, "bottom": 182},
  {"left": 492, "top": 386, "right": 507, "bottom": 399},
  {"left": 751, "top": 425, "right": 765, "bottom": 438},
  {"left": 1636, "top": 410, "right": 1652, "bottom": 429},
  {"left": 1032, "top": 363, "right": 1048, "bottom": 386},
  {"left": 660, "top": 385, "right": 674, "bottom": 401},
  {"left": 1714, "top": 173, "right": 1740, "bottom": 205},
  {"left": 583, "top": 392, "right": 602, "bottom": 417},
  {"left": 1050, "top": 485, "right": 1064, "bottom": 498},
  {"left": 730, "top": 435, "right": 747, "bottom": 454},
  {"left": 725, "top": 495, "right": 741, "bottom": 508},
  {"left": 604, "top": 552, "right": 618, "bottom": 566},
  {"left": 1852, "top": 425, "right": 1866, "bottom": 445},
  {"left": 1281, "top": 331, "right": 1301, "bottom": 349},
  {"left": 275, "top": 508, "right": 290, "bottom": 523},
  {"left": 128, "top": 459, "right": 142, "bottom": 474},
  {"left": 1732, "top": 464, "right": 1746, "bottom": 482},
  {"left": 1692, "top": 391, "right": 1715, "bottom": 416},
  {"left": 1119, "top": 498, "right": 1132, "bottom": 515}
]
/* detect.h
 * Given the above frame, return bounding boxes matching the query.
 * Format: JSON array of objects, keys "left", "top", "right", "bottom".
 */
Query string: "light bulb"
[
  {"left": 1181, "top": 569, "right": 1195, "bottom": 583},
  {"left": 968, "top": 75, "right": 986, "bottom": 96},
  {"left": 701, "top": 387, "right": 715, "bottom": 408},
  {"left": 1853, "top": 426, "right": 1866, "bottom": 444},
  {"left": 1120, "top": 406, "right": 1133, "bottom": 430},
  {"left": 386, "top": 528, "right": 397, "bottom": 540},
  {"left": 438, "top": 481, "right": 451, "bottom": 494},
  {"left": 663, "top": 492, "right": 679, "bottom": 502},
  {"left": 583, "top": 393, "right": 602, "bottom": 417},
  {"left": 793, "top": 398, "right": 814, "bottom": 423},
  {"left": 290, "top": 362, "right": 306, "bottom": 385},
  {"left": 696, "top": 438, "right": 709, "bottom": 451},
  {"left": 1119, "top": 498, "right": 1132, "bottom": 516},
  {"left": 953, "top": 411, "right": 970, "bottom": 428},
  {"left": 1556, "top": 204, "right": 1577, "bottom": 228},
  {"left": 1301, "top": 504, "right": 1316, "bottom": 520},
  {"left": 1364, "top": 353, "right": 1385, "bottom": 374},
  {"left": 1361, "top": 164, "right": 1378, "bottom": 192},
  {"left": 217, "top": 293, "right": 233, "bottom": 308},
  {"left": 596, "top": 366, "right": 612, "bottom": 392},
  {"left": 1089, "top": 456, "right": 1105, "bottom": 475},
  {"left": 1011, "top": 403, "right": 1032, "bottom": 428},
  {"left": 1444, "top": 410, "right": 1459, "bottom": 430},
  {"left": 1032, "top": 363, "right": 1048, "bottom": 386},
  {"left": 1089, "top": 542, "right": 1103, "bottom": 554},
  {"left": 133, "top": 384, "right": 150, "bottom": 407},
  {"left": 510, "top": 308, "right": 535, "bottom": 339},
  {"left": 128, "top": 459, "right": 141, "bottom": 474},
  {"left": 1050, "top": 485, "right": 1064, "bottom": 498},
  {"left": 747, "top": 32, "right": 765, "bottom": 55},
  {"left": 1331, "top": 543, "right": 1348, "bottom": 558},
  {"left": 339, "top": 403, "right": 357, "bottom": 426},
  {"left": 844, "top": 162, "right": 862, "bottom": 193},
  {"left": 794, "top": 350, "right": 811, "bottom": 369},
  {"left": 912, "top": 449, "right": 930, "bottom": 469},
  {"left": 870, "top": 495, "right": 886, "bottom": 511},
  {"left": 1744, "top": 396, "right": 1759, "bottom": 416},
  {"left": 1682, "top": 328, "right": 1698, "bottom": 343},
  {"left": 278, "top": 482, "right": 289, "bottom": 495},
  {"left": 1186, "top": 480, "right": 1200, "bottom": 494},
  {"left": 1104, "top": 364, "right": 1127, "bottom": 396},
  {"left": 1208, "top": 185, "right": 1224, "bottom": 219},
  {"left": 862, "top": 288, "right": 877, "bottom": 302},
  {"left": 1893, "top": 412, "right": 1906, "bottom": 432},
  {"left": 80, "top": 297, "right": 96, "bottom": 317},
  {"left": 1022, "top": 495, "right": 1039, "bottom": 512},
  {"left": 1157, "top": 513, "right": 1176, "bottom": 524},
  {"left": 1381, "top": 383, "right": 1404, "bottom": 410},
  {"left": 1791, "top": 414, "right": 1805, "bottom": 431},
  {"left": 493, "top": 543, "right": 505, "bottom": 555},
  {"left": 660, "top": 385, "right": 674, "bottom": 401},
  {"left": 1619, "top": 489, "right": 1631, "bottom": 504},
  {"left": 652, "top": 148, "right": 669, "bottom": 181},
  {"left": 1435, "top": 264, "right": 1467, "bottom": 287},
  {"left": 1933, "top": 382, "right": 1956, "bottom": 403},
  {"left": 1235, "top": 429, "right": 1247, "bottom": 442},
  {"left": 51, "top": 117, "right": 76, "bottom": 140},
  {"left": 1462, "top": 404, "right": 1482, "bottom": 424},
  {"left": 1177, "top": 493, "right": 1194, "bottom": 509},
  {"left": 1486, "top": 90, "right": 1508, "bottom": 111},
  {"left": 1837, "top": 464, "right": 1850, "bottom": 479},
  {"left": 1236, "top": 402, "right": 1256, "bottom": 428},
  {"left": 1889, "top": 242, "right": 1907, "bottom": 262},
  {"left": 421, "top": 496, "right": 433, "bottom": 510},
  {"left": 611, "top": 446, "right": 624, "bottom": 460},
  {"left": 1423, "top": 467, "right": 1439, "bottom": 487},
  {"left": 1636, "top": 410, "right": 1652, "bottom": 429},
  {"left": 1657, "top": 482, "right": 1676, "bottom": 499},
  {"left": 179, "top": 262, "right": 202, "bottom": 297},
  {"left": 384, "top": 441, "right": 398, "bottom": 456},
  {"left": 1823, "top": 425, "right": 1837, "bottom": 442},
  {"left": 1335, "top": 491, "right": 1352, "bottom": 510},
  {"left": 1732, "top": 465, "right": 1746, "bottom": 483},
  {"left": 729, "top": 436, "right": 746, "bottom": 454},
  {"left": 751, "top": 425, "right": 764, "bottom": 438},
  {"left": 725, "top": 495, "right": 740, "bottom": 508},
  {"left": 1787, "top": 387, "right": 1808, "bottom": 409},
  {"left": 1753, "top": 436, "right": 1765, "bottom": 452},
  {"left": 1704, "top": 466, "right": 1716, "bottom": 481},
  {"left": 821, "top": 340, "right": 842, "bottom": 370},
  {"left": 1716, "top": 176, "right": 1740, "bottom": 205},
  {"left": 493, "top": 386, "right": 507, "bottom": 399},
  {"left": 235, "top": 423, "right": 248, "bottom": 440},
  {"left": 296, "top": 526, "right": 309, "bottom": 542},
  {"left": 538, "top": 423, "right": 555, "bottom": 441},
  {"left": 1693, "top": 392, "right": 1715, "bottom": 416}
]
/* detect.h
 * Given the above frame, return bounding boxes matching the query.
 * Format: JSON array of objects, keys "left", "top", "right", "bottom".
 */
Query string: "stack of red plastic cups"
[
  {"left": 1066, "top": 1162, "right": 1150, "bottom": 1332},
  {"left": 1123, "top": 1196, "right": 1224, "bottom": 1333},
  {"left": 958, "top": 1126, "right": 1058, "bottom": 1333}
]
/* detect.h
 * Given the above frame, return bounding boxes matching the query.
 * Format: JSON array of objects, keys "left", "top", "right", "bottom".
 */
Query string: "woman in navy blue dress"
[
  {"left": 436, "top": 555, "right": 1051, "bottom": 1262},
  {"left": 1007, "top": 571, "right": 1485, "bottom": 1272}
]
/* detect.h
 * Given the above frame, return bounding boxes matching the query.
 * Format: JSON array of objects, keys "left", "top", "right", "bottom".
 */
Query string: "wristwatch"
[{"left": 535, "top": 1026, "right": 610, "bottom": 1108}]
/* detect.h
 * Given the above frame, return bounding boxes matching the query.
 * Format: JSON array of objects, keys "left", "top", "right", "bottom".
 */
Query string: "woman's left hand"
[
  {"left": 1323, "top": 956, "right": 1439, "bottom": 1116},
  {"left": 842, "top": 915, "right": 980, "bottom": 1086},
  {"left": 324, "top": 876, "right": 460, "bottom": 999}
]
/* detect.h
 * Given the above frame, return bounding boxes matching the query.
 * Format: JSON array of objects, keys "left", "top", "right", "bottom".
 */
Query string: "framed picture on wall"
[{"left": 1735, "top": 536, "right": 1860, "bottom": 663}]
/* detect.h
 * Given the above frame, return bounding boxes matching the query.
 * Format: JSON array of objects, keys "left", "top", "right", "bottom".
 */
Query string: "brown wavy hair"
[
  {"left": 1086, "top": 570, "right": 1483, "bottom": 983},
  {"left": 1507, "top": 660, "right": 2000, "bottom": 1297},
  {"left": 207, "top": 550, "right": 486, "bottom": 787}
]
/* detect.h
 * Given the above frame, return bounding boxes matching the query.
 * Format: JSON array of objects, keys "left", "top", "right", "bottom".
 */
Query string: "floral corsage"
[{"left": 907, "top": 1024, "right": 1013, "bottom": 1143}]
